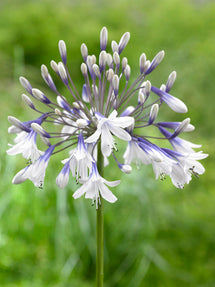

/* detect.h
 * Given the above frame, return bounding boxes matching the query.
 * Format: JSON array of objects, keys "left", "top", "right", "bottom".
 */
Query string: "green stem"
[{"left": 96, "top": 143, "right": 104, "bottom": 287}]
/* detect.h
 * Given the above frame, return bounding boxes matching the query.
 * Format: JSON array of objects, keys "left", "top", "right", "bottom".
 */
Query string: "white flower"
[
  {"left": 7, "top": 130, "right": 43, "bottom": 163},
  {"left": 123, "top": 140, "right": 152, "bottom": 166},
  {"left": 56, "top": 133, "right": 93, "bottom": 188},
  {"left": 73, "top": 162, "right": 120, "bottom": 204},
  {"left": 12, "top": 146, "right": 55, "bottom": 188},
  {"left": 86, "top": 110, "right": 134, "bottom": 157}
]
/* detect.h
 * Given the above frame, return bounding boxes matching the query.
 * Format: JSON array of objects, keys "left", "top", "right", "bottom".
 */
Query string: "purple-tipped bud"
[
  {"left": 19, "top": 76, "right": 33, "bottom": 95},
  {"left": 143, "top": 60, "right": 150, "bottom": 73},
  {"left": 82, "top": 84, "right": 90, "bottom": 103},
  {"left": 113, "top": 52, "right": 120, "bottom": 68},
  {"left": 99, "top": 51, "right": 107, "bottom": 71},
  {"left": 145, "top": 50, "right": 165, "bottom": 75},
  {"left": 121, "top": 106, "right": 135, "bottom": 116},
  {"left": 166, "top": 71, "right": 177, "bottom": 93},
  {"left": 58, "top": 40, "right": 67, "bottom": 64},
  {"left": 22, "top": 94, "right": 35, "bottom": 110},
  {"left": 32, "top": 88, "right": 51, "bottom": 104},
  {"left": 93, "top": 64, "right": 101, "bottom": 79},
  {"left": 160, "top": 84, "right": 166, "bottom": 92},
  {"left": 81, "top": 43, "right": 88, "bottom": 61},
  {"left": 58, "top": 62, "right": 68, "bottom": 85},
  {"left": 138, "top": 91, "right": 145, "bottom": 105},
  {"left": 31, "top": 123, "right": 51, "bottom": 138},
  {"left": 124, "top": 65, "right": 131, "bottom": 81},
  {"left": 106, "top": 53, "right": 113, "bottom": 68},
  {"left": 170, "top": 118, "right": 190, "bottom": 138},
  {"left": 139, "top": 53, "right": 146, "bottom": 74},
  {"left": 118, "top": 32, "right": 130, "bottom": 54},
  {"left": 100, "top": 27, "right": 108, "bottom": 51},
  {"left": 57, "top": 96, "right": 71, "bottom": 112},
  {"left": 121, "top": 57, "right": 128, "bottom": 70},
  {"left": 8, "top": 116, "right": 30, "bottom": 132},
  {"left": 41, "top": 64, "right": 58, "bottom": 93},
  {"left": 145, "top": 80, "right": 151, "bottom": 97},
  {"left": 112, "top": 74, "right": 119, "bottom": 96},
  {"left": 149, "top": 104, "right": 159, "bottom": 124},
  {"left": 119, "top": 163, "right": 132, "bottom": 174}
]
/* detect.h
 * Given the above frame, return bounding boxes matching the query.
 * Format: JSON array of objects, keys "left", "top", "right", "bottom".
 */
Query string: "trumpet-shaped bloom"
[{"left": 73, "top": 162, "right": 120, "bottom": 204}]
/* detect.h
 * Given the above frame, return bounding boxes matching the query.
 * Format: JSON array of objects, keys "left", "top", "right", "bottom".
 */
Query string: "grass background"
[{"left": 0, "top": 0, "right": 215, "bottom": 286}]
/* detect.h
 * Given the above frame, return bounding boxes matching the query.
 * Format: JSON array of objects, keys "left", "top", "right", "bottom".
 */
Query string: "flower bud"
[
  {"left": 99, "top": 50, "right": 107, "bottom": 70},
  {"left": 124, "top": 65, "right": 131, "bottom": 81},
  {"left": 50, "top": 60, "right": 59, "bottom": 73},
  {"left": 149, "top": 104, "right": 159, "bottom": 124},
  {"left": 19, "top": 76, "right": 32, "bottom": 94},
  {"left": 113, "top": 52, "right": 120, "bottom": 68},
  {"left": 32, "top": 88, "right": 51, "bottom": 104},
  {"left": 81, "top": 63, "right": 88, "bottom": 76},
  {"left": 22, "top": 94, "right": 35, "bottom": 110},
  {"left": 121, "top": 57, "right": 128, "bottom": 70},
  {"left": 31, "top": 123, "right": 51, "bottom": 138},
  {"left": 100, "top": 27, "right": 108, "bottom": 51},
  {"left": 106, "top": 69, "right": 114, "bottom": 82},
  {"left": 118, "top": 32, "right": 130, "bottom": 54},
  {"left": 106, "top": 53, "right": 113, "bottom": 68},
  {"left": 93, "top": 64, "right": 101, "bottom": 79},
  {"left": 81, "top": 43, "right": 88, "bottom": 61},
  {"left": 58, "top": 40, "right": 67, "bottom": 64},
  {"left": 145, "top": 50, "right": 165, "bottom": 75},
  {"left": 112, "top": 74, "right": 119, "bottom": 95},
  {"left": 139, "top": 53, "right": 146, "bottom": 74},
  {"left": 145, "top": 80, "right": 151, "bottom": 97},
  {"left": 166, "top": 71, "right": 177, "bottom": 93},
  {"left": 58, "top": 62, "right": 68, "bottom": 85},
  {"left": 111, "top": 40, "right": 118, "bottom": 53},
  {"left": 119, "top": 164, "right": 132, "bottom": 174}
]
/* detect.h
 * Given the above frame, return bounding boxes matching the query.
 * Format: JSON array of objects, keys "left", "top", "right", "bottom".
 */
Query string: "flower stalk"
[{"left": 96, "top": 142, "right": 104, "bottom": 287}]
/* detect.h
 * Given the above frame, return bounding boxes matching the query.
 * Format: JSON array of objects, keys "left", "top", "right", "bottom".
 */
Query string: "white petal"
[
  {"left": 108, "top": 124, "right": 131, "bottom": 141},
  {"left": 98, "top": 181, "right": 118, "bottom": 203},
  {"left": 101, "top": 124, "right": 115, "bottom": 157},
  {"left": 103, "top": 179, "right": 121, "bottom": 187},
  {"left": 108, "top": 110, "right": 118, "bottom": 120},
  {"left": 111, "top": 116, "right": 134, "bottom": 128},
  {"left": 85, "top": 128, "right": 101, "bottom": 143}
]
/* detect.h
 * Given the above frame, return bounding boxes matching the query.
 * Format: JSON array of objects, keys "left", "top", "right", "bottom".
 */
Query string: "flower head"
[{"left": 7, "top": 27, "right": 208, "bottom": 205}]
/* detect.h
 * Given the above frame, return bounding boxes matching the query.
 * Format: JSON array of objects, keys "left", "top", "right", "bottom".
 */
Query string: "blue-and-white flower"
[{"left": 7, "top": 27, "right": 208, "bottom": 205}]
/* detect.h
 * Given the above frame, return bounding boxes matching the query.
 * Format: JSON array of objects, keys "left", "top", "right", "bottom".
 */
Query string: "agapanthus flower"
[{"left": 7, "top": 27, "right": 208, "bottom": 205}]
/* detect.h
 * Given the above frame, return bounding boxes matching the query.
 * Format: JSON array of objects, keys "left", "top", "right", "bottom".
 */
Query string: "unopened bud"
[
  {"left": 124, "top": 65, "right": 131, "bottom": 81},
  {"left": 112, "top": 74, "right": 119, "bottom": 95},
  {"left": 118, "top": 32, "right": 130, "bottom": 54},
  {"left": 100, "top": 27, "right": 108, "bottom": 50},
  {"left": 55, "top": 108, "right": 62, "bottom": 116},
  {"left": 93, "top": 64, "right": 101, "bottom": 79},
  {"left": 41, "top": 64, "right": 49, "bottom": 78},
  {"left": 58, "top": 62, "right": 68, "bottom": 85},
  {"left": 138, "top": 91, "right": 145, "bottom": 104},
  {"left": 8, "top": 116, "right": 29, "bottom": 132},
  {"left": 160, "top": 84, "right": 166, "bottom": 92},
  {"left": 22, "top": 94, "right": 35, "bottom": 109},
  {"left": 145, "top": 80, "right": 151, "bottom": 96},
  {"left": 139, "top": 53, "right": 146, "bottom": 74},
  {"left": 58, "top": 40, "right": 67, "bottom": 64},
  {"left": 19, "top": 76, "right": 32, "bottom": 94},
  {"left": 143, "top": 60, "right": 150, "bottom": 73},
  {"left": 146, "top": 50, "right": 165, "bottom": 75},
  {"left": 32, "top": 88, "right": 51, "bottom": 104},
  {"left": 171, "top": 118, "right": 190, "bottom": 138},
  {"left": 81, "top": 63, "right": 88, "bottom": 76},
  {"left": 50, "top": 60, "right": 59, "bottom": 73},
  {"left": 113, "top": 52, "right": 120, "bottom": 68},
  {"left": 149, "top": 104, "right": 159, "bottom": 124},
  {"left": 106, "top": 69, "right": 114, "bottom": 81},
  {"left": 31, "top": 123, "right": 50, "bottom": 138},
  {"left": 121, "top": 57, "right": 128, "bottom": 70},
  {"left": 81, "top": 43, "right": 88, "bottom": 61},
  {"left": 166, "top": 71, "right": 177, "bottom": 92},
  {"left": 111, "top": 40, "right": 118, "bottom": 53},
  {"left": 106, "top": 53, "right": 113, "bottom": 67},
  {"left": 99, "top": 50, "right": 107, "bottom": 70},
  {"left": 119, "top": 164, "right": 132, "bottom": 174}
]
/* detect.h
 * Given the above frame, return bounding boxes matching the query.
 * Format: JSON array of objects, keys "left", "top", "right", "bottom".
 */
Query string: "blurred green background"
[{"left": 0, "top": 0, "right": 215, "bottom": 286}]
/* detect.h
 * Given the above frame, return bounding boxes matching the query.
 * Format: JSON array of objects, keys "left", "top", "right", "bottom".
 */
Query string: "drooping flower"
[{"left": 7, "top": 27, "right": 208, "bottom": 206}]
